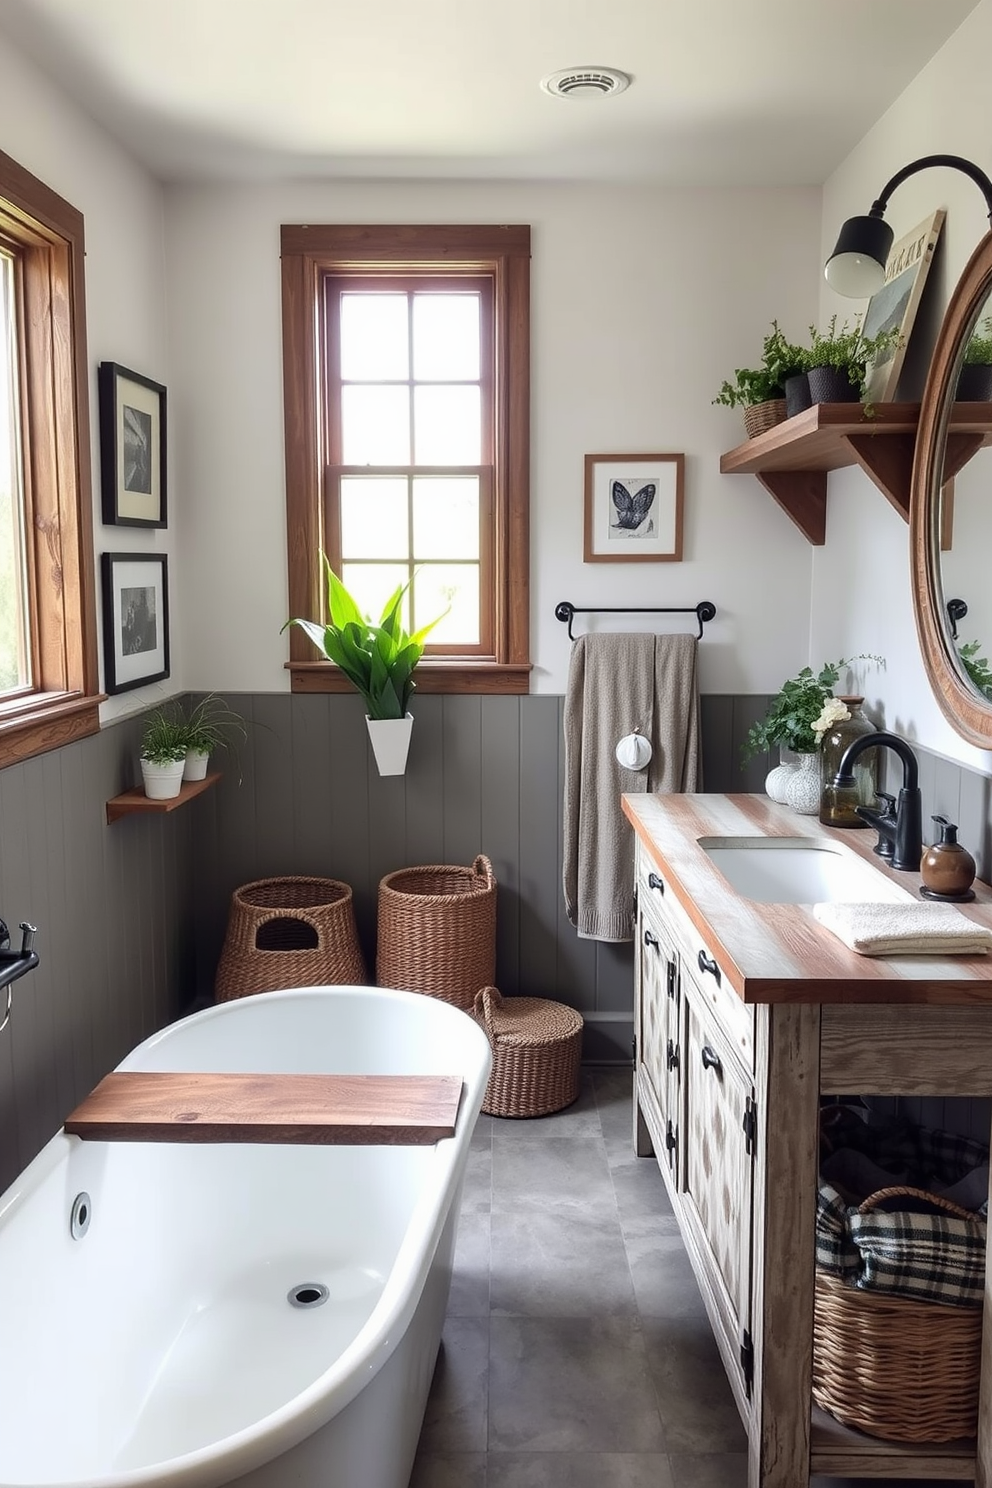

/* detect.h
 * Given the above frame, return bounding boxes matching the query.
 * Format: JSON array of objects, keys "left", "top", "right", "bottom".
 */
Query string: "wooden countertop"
[{"left": 622, "top": 793, "right": 992, "bottom": 1007}]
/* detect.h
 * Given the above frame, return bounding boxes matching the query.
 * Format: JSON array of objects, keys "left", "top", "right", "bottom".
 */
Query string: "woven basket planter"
[
  {"left": 812, "top": 1182, "right": 984, "bottom": 1443},
  {"left": 473, "top": 986, "right": 583, "bottom": 1118},
  {"left": 376, "top": 855, "right": 497, "bottom": 1012},
  {"left": 215, "top": 876, "right": 367, "bottom": 1001},
  {"left": 743, "top": 398, "right": 787, "bottom": 439}
]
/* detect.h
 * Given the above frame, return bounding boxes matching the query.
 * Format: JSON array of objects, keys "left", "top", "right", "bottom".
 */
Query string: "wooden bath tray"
[{"left": 64, "top": 1072, "right": 464, "bottom": 1145}]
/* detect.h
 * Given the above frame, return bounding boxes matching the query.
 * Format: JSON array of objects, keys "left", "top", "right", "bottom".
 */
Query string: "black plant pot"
[
  {"left": 806, "top": 364, "right": 861, "bottom": 405},
  {"left": 784, "top": 373, "right": 811, "bottom": 417},
  {"left": 956, "top": 363, "right": 992, "bottom": 401}
]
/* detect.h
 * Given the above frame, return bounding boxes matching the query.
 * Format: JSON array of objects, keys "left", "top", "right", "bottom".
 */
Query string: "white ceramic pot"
[
  {"left": 140, "top": 756, "right": 186, "bottom": 800},
  {"left": 785, "top": 751, "right": 822, "bottom": 815},
  {"left": 183, "top": 748, "right": 210, "bottom": 782},
  {"left": 366, "top": 714, "right": 414, "bottom": 776}
]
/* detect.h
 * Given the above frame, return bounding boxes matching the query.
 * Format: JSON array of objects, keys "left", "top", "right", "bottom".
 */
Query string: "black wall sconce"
[{"left": 824, "top": 153, "right": 992, "bottom": 297}]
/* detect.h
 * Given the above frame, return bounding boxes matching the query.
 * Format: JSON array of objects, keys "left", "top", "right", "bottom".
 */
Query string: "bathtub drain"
[
  {"left": 70, "top": 1192, "right": 91, "bottom": 1240},
  {"left": 288, "top": 1282, "right": 329, "bottom": 1309}
]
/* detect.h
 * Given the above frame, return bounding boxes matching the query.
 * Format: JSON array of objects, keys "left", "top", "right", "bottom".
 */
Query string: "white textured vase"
[
  {"left": 785, "top": 750, "right": 822, "bottom": 815},
  {"left": 366, "top": 714, "right": 414, "bottom": 776},
  {"left": 765, "top": 747, "right": 798, "bottom": 804}
]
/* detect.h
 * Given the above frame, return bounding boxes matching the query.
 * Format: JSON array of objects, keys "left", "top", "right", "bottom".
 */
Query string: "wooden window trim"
[
  {"left": 0, "top": 147, "right": 100, "bottom": 769},
  {"left": 280, "top": 224, "right": 531, "bottom": 695}
]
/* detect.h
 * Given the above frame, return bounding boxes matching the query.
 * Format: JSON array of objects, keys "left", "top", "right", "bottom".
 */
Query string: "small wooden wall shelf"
[
  {"left": 64, "top": 1071, "right": 463, "bottom": 1145},
  {"left": 106, "top": 772, "right": 220, "bottom": 824},
  {"left": 719, "top": 401, "right": 992, "bottom": 545}
]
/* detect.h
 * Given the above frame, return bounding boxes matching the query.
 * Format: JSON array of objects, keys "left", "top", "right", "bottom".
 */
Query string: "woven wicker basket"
[
  {"left": 743, "top": 398, "right": 788, "bottom": 439},
  {"left": 215, "top": 876, "right": 367, "bottom": 1001},
  {"left": 473, "top": 986, "right": 583, "bottom": 1118},
  {"left": 812, "top": 1186, "right": 983, "bottom": 1443},
  {"left": 376, "top": 855, "right": 497, "bottom": 1012}
]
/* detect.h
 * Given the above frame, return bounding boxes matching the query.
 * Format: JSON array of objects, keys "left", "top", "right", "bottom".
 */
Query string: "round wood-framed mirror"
[{"left": 910, "top": 230, "right": 992, "bottom": 747}]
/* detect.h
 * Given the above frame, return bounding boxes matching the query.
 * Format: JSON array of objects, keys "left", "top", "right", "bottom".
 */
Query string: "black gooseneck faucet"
[{"left": 832, "top": 731, "right": 923, "bottom": 872}]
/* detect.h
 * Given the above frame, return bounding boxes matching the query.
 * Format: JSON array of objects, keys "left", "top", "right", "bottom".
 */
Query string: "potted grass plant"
[
  {"left": 284, "top": 555, "right": 448, "bottom": 776},
  {"left": 139, "top": 705, "right": 189, "bottom": 800},
  {"left": 178, "top": 693, "right": 246, "bottom": 781}
]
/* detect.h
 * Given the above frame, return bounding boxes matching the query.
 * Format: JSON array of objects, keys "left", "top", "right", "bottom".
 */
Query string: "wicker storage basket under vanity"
[
  {"left": 215, "top": 876, "right": 367, "bottom": 1001},
  {"left": 473, "top": 986, "right": 583, "bottom": 1118},
  {"left": 812, "top": 1186, "right": 983, "bottom": 1443},
  {"left": 376, "top": 855, "right": 497, "bottom": 1012}
]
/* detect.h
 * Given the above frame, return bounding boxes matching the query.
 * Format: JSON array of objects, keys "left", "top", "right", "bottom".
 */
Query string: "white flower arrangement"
[{"left": 811, "top": 697, "right": 851, "bottom": 741}]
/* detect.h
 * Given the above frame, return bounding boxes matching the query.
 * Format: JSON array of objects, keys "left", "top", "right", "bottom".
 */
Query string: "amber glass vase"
[{"left": 818, "top": 697, "right": 878, "bottom": 828}]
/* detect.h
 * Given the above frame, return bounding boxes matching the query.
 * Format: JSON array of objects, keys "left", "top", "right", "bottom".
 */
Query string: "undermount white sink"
[{"left": 697, "top": 836, "right": 914, "bottom": 905}]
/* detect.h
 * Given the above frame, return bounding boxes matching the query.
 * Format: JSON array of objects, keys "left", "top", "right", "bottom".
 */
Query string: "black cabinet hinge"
[
  {"left": 631, "top": 1036, "right": 637, "bottom": 1063},
  {"left": 742, "top": 1096, "right": 757, "bottom": 1156},
  {"left": 665, "top": 1118, "right": 678, "bottom": 1154},
  {"left": 740, "top": 1329, "right": 754, "bottom": 1395}
]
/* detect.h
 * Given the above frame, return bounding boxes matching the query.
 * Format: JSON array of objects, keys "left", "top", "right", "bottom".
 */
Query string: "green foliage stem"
[{"left": 741, "top": 654, "right": 884, "bottom": 762}]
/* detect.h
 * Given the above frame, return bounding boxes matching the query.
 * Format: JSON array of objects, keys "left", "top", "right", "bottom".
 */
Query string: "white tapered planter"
[
  {"left": 366, "top": 714, "right": 414, "bottom": 776},
  {"left": 140, "top": 757, "right": 186, "bottom": 800}
]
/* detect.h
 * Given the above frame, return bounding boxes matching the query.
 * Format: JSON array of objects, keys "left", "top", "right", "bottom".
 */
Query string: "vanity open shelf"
[{"left": 720, "top": 401, "right": 992, "bottom": 544}]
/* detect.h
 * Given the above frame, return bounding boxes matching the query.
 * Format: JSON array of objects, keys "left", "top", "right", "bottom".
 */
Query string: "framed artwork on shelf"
[
  {"left": 862, "top": 209, "right": 945, "bottom": 404},
  {"left": 99, "top": 361, "right": 167, "bottom": 527},
  {"left": 583, "top": 452, "right": 684, "bottom": 562},
  {"left": 100, "top": 552, "right": 170, "bottom": 694}
]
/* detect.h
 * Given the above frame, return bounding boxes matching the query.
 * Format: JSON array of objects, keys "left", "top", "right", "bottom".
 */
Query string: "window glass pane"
[
  {"left": 0, "top": 251, "right": 28, "bottom": 693},
  {"left": 341, "top": 477, "right": 409, "bottom": 560},
  {"left": 415, "top": 564, "right": 479, "bottom": 646},
  {"left": 413, "top": 386, "right": 481, "bottom": 464},
  {"left": 342, "top": 386, "right": 410, "bottom": 464},
  {"left": 413, "top": 294, "right": 480, "bottom": 381},
  {"left": 412, "top": 477, "right": 479, "bottom": 560},
  {"left": 340, "top": 562, "right": 410, "bottom": 628},
  {"left": 340, "top": 294, "right": 408, "bottom": 381}
]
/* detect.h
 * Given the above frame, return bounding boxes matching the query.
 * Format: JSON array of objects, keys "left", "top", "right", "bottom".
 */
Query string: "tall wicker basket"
[
  {"left": 376, "top": 855, "right": 497, "bottom": 1011},
  {"left": 215, "top": 876, "right": 367, "bottom": 1001},
  {"left": 812, "top": 1186, "right": 983, "bottom": 1443}
]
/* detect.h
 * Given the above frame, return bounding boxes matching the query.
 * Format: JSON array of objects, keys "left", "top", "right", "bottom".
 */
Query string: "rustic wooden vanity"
[{"left": 623, "top": 791, "right": 992, "bottom": 1488}]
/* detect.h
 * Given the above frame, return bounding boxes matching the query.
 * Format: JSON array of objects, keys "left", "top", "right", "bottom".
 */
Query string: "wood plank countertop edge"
[{"left": 64, "top": 1072, "right": 465, "bottom": 1145}]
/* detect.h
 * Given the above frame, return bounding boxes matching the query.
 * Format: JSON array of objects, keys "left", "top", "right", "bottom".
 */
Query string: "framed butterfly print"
[{"left": 583, "top": 452, "right": 684, "bottom": 562}]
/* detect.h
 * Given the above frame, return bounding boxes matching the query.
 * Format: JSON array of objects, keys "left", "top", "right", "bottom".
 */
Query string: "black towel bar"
[{"left": 554, "top": 600, "right": 716, "bottom": 642}]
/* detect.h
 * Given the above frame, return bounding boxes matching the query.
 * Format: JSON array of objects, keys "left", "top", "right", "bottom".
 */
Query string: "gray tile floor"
[{"left": 409, "top": 1069, "right": 955, "bottom": 1488}]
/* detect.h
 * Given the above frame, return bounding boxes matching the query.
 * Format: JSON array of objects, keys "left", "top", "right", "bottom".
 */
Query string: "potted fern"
[
  {"left": 804, "top": 315, "right": 902, "bottom": 408},
  {"left": 284, "top": 556, "right": 447, "bottom": 776}
]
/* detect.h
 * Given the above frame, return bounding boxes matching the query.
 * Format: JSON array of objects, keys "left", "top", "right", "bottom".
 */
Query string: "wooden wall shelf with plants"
[
  {"left": 106, "top": 772, "right": 221, "bottom": 825},
  {"left": 719, "top": 401, "right": 992, "bottom": 544}
]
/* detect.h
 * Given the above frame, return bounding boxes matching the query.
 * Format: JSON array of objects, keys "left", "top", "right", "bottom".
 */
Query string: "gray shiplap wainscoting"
[
  {"left": 0, "top": 714, "right": 197, "bottom": 1193},
  {"left": 4, "top": 692, "right": 992, "bottom": 1194}
]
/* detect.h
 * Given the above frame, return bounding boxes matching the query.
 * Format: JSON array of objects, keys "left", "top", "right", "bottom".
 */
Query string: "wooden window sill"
[{"left": 288, "top": 661, "right": 532, "bottom": 696}]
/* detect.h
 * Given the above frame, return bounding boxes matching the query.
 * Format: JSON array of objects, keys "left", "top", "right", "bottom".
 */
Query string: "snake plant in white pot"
[{"left": 285, "top": 557, "right": 447, "bottom": 776}]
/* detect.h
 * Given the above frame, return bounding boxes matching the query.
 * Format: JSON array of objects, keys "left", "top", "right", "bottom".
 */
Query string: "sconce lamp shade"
[{"left": 824, "top": 213, "right": 894, "bottom": 297}]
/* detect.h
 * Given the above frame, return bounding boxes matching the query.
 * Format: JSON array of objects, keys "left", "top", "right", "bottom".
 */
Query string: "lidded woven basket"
[
  {"left": 376, "top": 854, "right": 497, "bottom": 1012},
  {"left": 812, "top": 1185, "right": 983, "bottom": 1442},
  {"left": 215, "top": 876, "right": 367, "bottom": 1001},
  {"left": 473, "top": 986, "right": 583, "bottom": 1118}
]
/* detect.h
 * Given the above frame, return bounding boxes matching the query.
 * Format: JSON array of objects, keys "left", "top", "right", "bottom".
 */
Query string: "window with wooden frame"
[
  {"left": 281, "top": 225, "right": 530, "bottom": 694},
  {"left": 0, "top": 148, "right": 100, "bottom": 769}
]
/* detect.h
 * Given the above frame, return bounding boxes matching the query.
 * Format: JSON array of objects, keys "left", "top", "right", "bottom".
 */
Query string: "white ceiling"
[{"left": 0, "top": 0, "right": 980, "bottom": 185}]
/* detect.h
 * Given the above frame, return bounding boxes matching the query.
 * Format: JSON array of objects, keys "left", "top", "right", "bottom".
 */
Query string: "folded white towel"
[{"left": 813, "top": 900, "right": 992, "bottom": 957}]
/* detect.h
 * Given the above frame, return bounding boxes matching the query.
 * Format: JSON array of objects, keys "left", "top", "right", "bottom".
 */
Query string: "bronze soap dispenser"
[{"left": 920, "top": 815, "right": 976, "bottom": 902}]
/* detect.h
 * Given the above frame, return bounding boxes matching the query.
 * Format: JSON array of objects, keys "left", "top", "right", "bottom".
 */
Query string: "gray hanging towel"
[{"left": 563, "top": 632, "right": 700, "bottom": 941}]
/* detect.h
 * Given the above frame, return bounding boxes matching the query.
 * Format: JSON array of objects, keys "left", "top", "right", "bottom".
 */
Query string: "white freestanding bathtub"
[{"left": 0, "top": 985, "right": 492, "bottom": 1488}]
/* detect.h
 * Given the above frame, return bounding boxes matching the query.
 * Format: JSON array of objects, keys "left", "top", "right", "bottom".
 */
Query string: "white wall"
[
  {"left": 0, "top": 28, "right": 173, "bottom": 721},
  {"left": 164, "top": 179, "right": 820, "bottom": 695},
  {"left": 815, "top": 0, "right": 992, "bottom": 771}
]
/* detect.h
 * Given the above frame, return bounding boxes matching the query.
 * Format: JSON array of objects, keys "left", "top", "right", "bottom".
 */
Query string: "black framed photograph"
[
  {"left": 101, "top": 552, "right": 170, "bottom": 694},
  {"left": 99, "top": 362, "right": 167, "bottom": 527}
]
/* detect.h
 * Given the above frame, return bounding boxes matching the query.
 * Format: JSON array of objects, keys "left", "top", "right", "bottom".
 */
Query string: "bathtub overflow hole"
[
  {"left": 70, "top": 1191, "right": 91, "bottom": 1240},
  {"left": 288, "top": 1282, "right": 329, "bottom": 1309}
]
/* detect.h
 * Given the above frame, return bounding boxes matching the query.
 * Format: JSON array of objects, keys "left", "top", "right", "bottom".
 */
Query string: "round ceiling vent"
[{"left": 540, "top": 67, "right": 631, "bottom": 100}]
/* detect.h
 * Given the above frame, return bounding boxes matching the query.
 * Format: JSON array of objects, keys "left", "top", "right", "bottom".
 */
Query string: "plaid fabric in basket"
[
  {"left": 816, "top": 1182, "right": 986, "bottom": 1307},
  {"left": 816, "top": 1106, "right": 988, "bottom": 1308}
]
